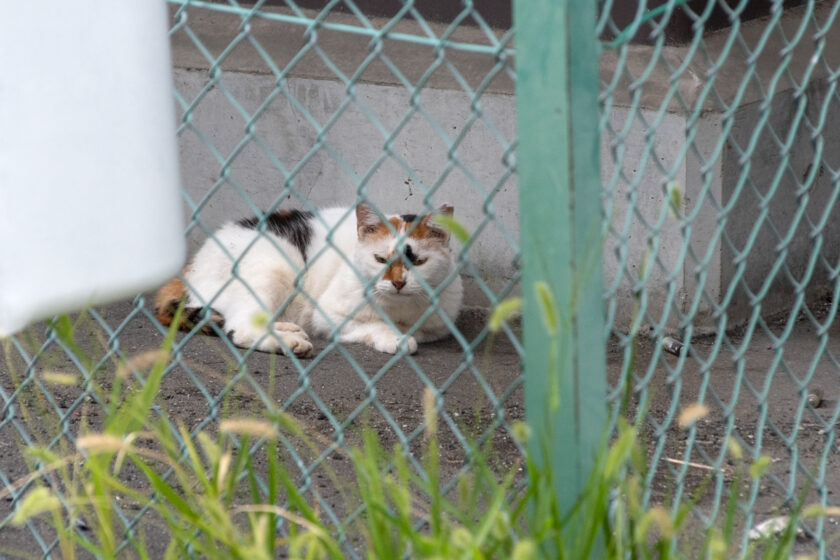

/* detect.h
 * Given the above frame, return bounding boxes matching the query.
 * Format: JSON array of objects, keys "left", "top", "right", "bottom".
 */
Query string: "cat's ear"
[
  {"left": 421, "top": 204, "right": 454, "bottom": 243},
  {"left": 356, "top": 203, "right": 383, "bottom": 239}
]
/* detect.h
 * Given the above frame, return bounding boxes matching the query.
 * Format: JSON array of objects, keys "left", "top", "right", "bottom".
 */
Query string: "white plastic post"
[{"left": 0, "top": 1, "right": 184, "bottom": 335}]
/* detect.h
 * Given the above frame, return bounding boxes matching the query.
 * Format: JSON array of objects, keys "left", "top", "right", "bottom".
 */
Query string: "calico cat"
[{"left": 154, "top": 203, "right": 463, "bottom": 357}]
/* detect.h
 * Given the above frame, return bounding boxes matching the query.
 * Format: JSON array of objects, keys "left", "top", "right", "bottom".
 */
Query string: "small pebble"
[{"left": 808, "top": 388, "right": 824, "bottom": 409}]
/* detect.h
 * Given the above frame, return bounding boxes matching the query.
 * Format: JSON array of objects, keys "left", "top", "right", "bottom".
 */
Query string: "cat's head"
[{"left": 354, "top": 203, "right": 456, "bottom": 298}]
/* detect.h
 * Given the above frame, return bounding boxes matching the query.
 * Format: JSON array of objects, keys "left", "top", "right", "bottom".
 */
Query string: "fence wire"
[
  {"left": 0, "top": 1, "right": 520, "bottom": 557},
  {"left": 3, "top": 0, "right": 840, "bottom": 558},
  {"left": 601, "top": 0, "right": 840, "bottom": 557}
]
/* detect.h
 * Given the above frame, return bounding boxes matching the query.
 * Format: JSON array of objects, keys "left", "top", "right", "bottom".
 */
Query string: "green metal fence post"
[{"left": 514, "top": 0, "right": 606, "bottom": 516}]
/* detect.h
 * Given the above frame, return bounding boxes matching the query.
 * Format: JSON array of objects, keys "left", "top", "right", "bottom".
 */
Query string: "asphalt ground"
[
  {"left": 0, "top": 299, "right": 522, "bottom": 558},
  {"left": 2, "top": 298, "right": 840, "bottom": 557}
]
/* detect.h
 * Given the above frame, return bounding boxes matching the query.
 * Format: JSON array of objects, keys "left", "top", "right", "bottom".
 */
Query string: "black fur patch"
[
  {"left": 404, "top": 244, "right": 418, "bottom": 264},
  {"left": 238, "top": 209, "right": 315, "bottom": 261},
  {"left": 186, "top": 307, "right": 203, "bottom": 325},
  {"left": 400, "top": 213, "right": 417, "bottom": 223},
  {"left": 185, "top": 307, "right": 224, "bottom": 334}
]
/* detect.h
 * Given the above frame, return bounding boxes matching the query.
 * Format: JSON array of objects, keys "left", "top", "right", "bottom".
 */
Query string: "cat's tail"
[{"left": 154, "top": 276, "right": 223, "bottom": 334}]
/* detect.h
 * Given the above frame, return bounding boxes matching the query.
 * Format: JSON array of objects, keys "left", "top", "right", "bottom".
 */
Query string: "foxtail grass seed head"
[
  {"left": 651, "top": 506, "right": 675, "bottom": 540},
  {"left": 220, "top": 418, "right": 277, "bottom": 440},
  {"left": 749, "top": 455, "right": 771, "bottom": 480},
  {"left": 423, "top": 386, "right": 437, "bottom": 438},
  {"left": 511, "top": 539, "right": 536, "bottom": 560},
  {"left": 678, "top": 403, "right": 708, "bottom": 428},
  {"left": 115, "top": 432, "right": 141, "bottom": 473},
  {"left": 492, "top": 510, "right": 511, "bottom": 540},
  {"left": 635, "top": 506, "right": 675, "bottom": 542},
  {"left": 535, "top": 282, "right": 557, "bottom": 336},
  {"left": 451, "top": 527, "right": 473, "bottom": 550},
  {"left": 667, "top": 181, "right": 684, "bottom": 219},
  {"left": 489, "top": 297, "right": 522, "bottom": 332},
  {"left": 197, "top": 431, "right": 222, "bottom": 466},
  {"left": 803, "top": 504, "right": 840, "bottom": 518},
  {"left": 217, "top": 452, "right": 232, "bottom": 493},
  {"left": 41, "top": 371, "right": 78, "bottom": 385},
  {"left": 511, "top": 421, "right": 531, "bottom": 445},
  {"left": 76, "top": 434, "right": 125, "bottom": 453},
  {"left": 12, "top": 487, "right": 61, "bottom": 525},
  {"left": 254, "top": 514, "right": 270, "bottom": 551},
  {"left": 727, "top": 437, "right": 743, "bottom": 461},
  {"left": 707, "top": 529, "right": 727, "bottom": 559}
]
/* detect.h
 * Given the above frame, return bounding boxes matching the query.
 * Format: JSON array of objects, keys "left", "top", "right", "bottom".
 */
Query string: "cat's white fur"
[{"left": 180, "top": 205, "right": 462, "bottom": 356}]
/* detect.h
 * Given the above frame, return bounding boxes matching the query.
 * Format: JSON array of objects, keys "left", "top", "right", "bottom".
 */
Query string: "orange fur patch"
[
  {"left": 389, "top": 217, "right": 404, "bottom": 232},
  {"left": 154, "top": 277, "right": 187, "bottom": 326},
  {"left": 377, "top": 217, "right": 405, "bottom": 239},
  {"left": 383, "top": 260, "right": 406, "bottom": 285},
  {"left": 408, "top": 215, "right": 448, "bottom": 242},
  {"left": 359, "top": 217, "right": 399, "bottom": 240},
  {"left": 362, "top": 214, "right": 446, "bottom": 243},
  {"left": 154, "top": 265, "right": 192, "bottom": 325},
  {"left": 408, "top": 217, "right": 431, "bottom": 240},
  {"left": 154, "top": 271, "right": 222, "bottom": 334}
]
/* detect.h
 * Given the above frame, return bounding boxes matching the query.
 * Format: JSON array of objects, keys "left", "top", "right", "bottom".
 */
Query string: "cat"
[{"left": 154, "top": 203, "right": 463, "bottom": 357}]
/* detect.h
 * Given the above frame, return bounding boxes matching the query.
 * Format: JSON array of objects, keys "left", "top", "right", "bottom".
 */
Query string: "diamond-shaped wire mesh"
[
  {"left": 0, "top": 1, "right": 520, "bottom": 557},
  {"left": 6, "top": 0, "right": 839, "bottom": 557},
  {"left": 601, "top": 0, "right": 840, "bottom": 556}
]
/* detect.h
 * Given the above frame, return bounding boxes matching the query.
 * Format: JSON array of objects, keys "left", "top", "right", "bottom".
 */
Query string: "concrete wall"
[
  {"left": 599, "top": 1, "right": 840, "bottom": 332},
  {"left": 601, "top": 108, "right": 692, "bottom": 332},
  {"left": 173, "top": 67, "right": 518, "bottom": 306},
  {"left": 169, "top": 3, "right": 840, "bottom": 330},
  {"left": 721, "top": 77, "right": 840, "bottom": 322}
]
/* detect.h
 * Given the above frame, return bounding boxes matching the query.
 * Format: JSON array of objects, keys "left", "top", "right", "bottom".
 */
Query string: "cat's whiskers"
[
  {"left": 406, "top": 287, "right": 432, "bottom": 302},
  {"left": 371, "top": 282, "right": 429, "bottom": 301}
]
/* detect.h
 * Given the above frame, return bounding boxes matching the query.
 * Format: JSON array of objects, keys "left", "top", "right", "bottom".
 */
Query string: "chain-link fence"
[
  {"left": 3, "top": 0, "right": 840, "bottom": 558},
  {"left": 1, "top": 1, "right": 520, "bottom": 557},
  {"left": 600, "top": 0, "right": 840, "bottom": 556}
]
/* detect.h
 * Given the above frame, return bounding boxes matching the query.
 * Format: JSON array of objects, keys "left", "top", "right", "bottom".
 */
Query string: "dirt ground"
[
  {"left": 618, "top": 299, "right": 840, "bottom": 558},
  {"left": 0, "top": 300, "right": 522, "bottom": 558},
  {"left": 2, "top": 297, "right": 840, "bottom": 558}
]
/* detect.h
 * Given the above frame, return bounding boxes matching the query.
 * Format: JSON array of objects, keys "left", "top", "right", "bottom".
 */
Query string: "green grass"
[{"left": 0, "top": 305, "right": 821, "bottom": 559}]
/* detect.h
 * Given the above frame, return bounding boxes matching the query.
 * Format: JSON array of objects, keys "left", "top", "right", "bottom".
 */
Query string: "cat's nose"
[{"left": 392, "top": 279, "right": 406, "bottom": 291}]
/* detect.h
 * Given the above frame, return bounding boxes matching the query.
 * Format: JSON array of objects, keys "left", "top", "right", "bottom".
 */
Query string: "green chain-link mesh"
[
  {"left": 1, "top": 1, "right": 520, "bottom": 557},
  {"left": 601, "top": 0, "right": 840, "bottom": 556},
  {"left": 4, "top": 0, "right": 840, "bottom": 557}
]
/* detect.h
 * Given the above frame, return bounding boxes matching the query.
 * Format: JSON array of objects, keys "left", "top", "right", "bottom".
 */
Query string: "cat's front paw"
[
  {"left": 274, "top": 324, "right": 313, "bottom": 358},
  {"left": 229, "top": 322, "right": 313, "bottom": 357},
  {"left": 282, "top": 334, "right": 314, "bottom": 358},
  {"left": 371, "top": 333, "right": 418, "bottom": 355}
]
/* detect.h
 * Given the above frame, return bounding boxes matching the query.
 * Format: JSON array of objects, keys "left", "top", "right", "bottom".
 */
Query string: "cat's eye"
[
  {"left": 374, "top": 255, "right": 387, "bottom": 264},
  {"left": 414, "top": 258, "right": 427, "bottom": 266}
]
